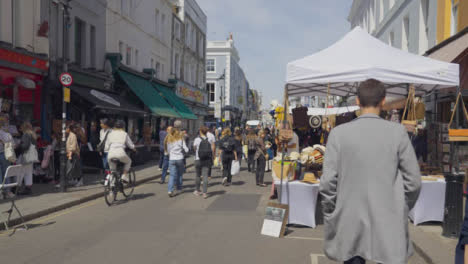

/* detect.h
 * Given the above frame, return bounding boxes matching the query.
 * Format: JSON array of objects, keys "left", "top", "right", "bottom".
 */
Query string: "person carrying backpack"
[
  {"left": 193, "top": 126, "right": 215, "bottom": 198},
  {"left": 218, "top": 128, "right": 237, "bottom": 186},
  {"left": 246, "top": 129, "right": 257, "bottom": 172}
]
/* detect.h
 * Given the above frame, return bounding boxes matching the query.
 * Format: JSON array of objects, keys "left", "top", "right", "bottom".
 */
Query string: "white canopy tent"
[
  {"left": 286, "top": 27, "right": 459, "bottom": 98},
  {"left": 289, "top": 106, "right": 360, "bottom": 116}
]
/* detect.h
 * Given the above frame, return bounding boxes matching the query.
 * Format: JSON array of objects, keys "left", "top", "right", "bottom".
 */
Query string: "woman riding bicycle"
[{"left": 105, "top": 120, "right": 135, "bottom": 182}]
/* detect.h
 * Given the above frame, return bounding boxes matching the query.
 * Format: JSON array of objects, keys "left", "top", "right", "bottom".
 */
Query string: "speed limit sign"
[{"left": 59, "top": 73, "right": 73, "bottom": 87}]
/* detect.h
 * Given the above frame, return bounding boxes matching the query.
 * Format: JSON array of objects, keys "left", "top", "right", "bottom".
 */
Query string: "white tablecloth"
[
  {"left": 275, "top": 181, "right": 320, "bottom": 228},
  {"left": 409, "top": 180, "right": 446, "bottom": 225}
]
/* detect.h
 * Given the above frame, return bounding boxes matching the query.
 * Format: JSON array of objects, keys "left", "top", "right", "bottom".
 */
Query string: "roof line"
[{"left": 424, "top": 26, "right": 468, "bottom": 56}]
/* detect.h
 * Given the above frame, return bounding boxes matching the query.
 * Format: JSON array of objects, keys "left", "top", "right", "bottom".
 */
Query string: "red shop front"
[{"left": 0, "top": 46, "right": 48, "bottom": 122}]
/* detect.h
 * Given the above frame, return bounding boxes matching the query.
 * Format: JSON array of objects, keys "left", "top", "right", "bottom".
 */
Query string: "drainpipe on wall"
[{"left": 11, "top": 0, "right": 15, "bottom": 48}]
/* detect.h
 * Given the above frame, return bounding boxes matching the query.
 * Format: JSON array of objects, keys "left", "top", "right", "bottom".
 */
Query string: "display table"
[
  {"left": 274, "top": 180, "right": 320, "bottom": 228},
  {"left": 409, "top": 179, "right": 446, "bottom": 225}
]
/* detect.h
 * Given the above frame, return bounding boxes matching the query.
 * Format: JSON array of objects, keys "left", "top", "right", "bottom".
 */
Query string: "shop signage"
[
  {"left": 60, "top": 73, "right": 73, "bottom": 86},
  {"left": 0, "top": 48, "right": 48, "bottom": 71},
  {"left": 261, "top": 202, "right": 289, "bottom": 238},
  {"left": 90, "top": 89, "right": 120, "bottom": 107},
  {"left": 177, "top": 85, "right": 206, "bottom": 104}
]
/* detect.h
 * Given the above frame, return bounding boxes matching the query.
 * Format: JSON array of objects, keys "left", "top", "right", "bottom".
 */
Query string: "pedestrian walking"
[
  {"left": 165, "top": 126, "right": 188, "bottom": 197},
  {"left": 319, "top": 79, "right": 421, "bottom": 264},
  {"left": 65, "top": 123, "right": 82, "bottom": 187},
  {"left": 234, "top": 130, "right": 243, "bottom": 167},
  {"left": 98, "top": 118, "right": 112, "bottom": 183},
  {"left": 0, "top": 115, "right": 13, "bottom": 182},
  {"left": 158, "top": 125, "right": 168, "bottom": 171},
  {"left": 206, "top": 127, "right": 216, "bottom": 181},
  {"left": 246, "top": 130, "right": 257, "bottom": 172},
  {"left": 193, "top": 126, "right": 214, "bottom": 199},
  {"left": 15, "top": 122, "right": 38, "bottom": 195},
  {"left": 254, "top": 130, "right": 267, "bottom": 187},
  {"left": 160, "top": 126, "right": 172, "bottom": 184},
  {"left": 218, "top": 128, "right": 237, "bottom": 186},
  {"left": 456, "top": 188, "right": 468, "bottom": 264}
]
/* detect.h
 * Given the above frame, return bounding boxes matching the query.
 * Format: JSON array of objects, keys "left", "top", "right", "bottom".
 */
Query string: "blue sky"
[{"left": 197, "top": 0, "right": 353, "bottom": 109}]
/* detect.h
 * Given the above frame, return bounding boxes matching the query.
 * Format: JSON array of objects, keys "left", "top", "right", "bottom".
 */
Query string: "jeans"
[
  {"left": 161, "top": 155, "right": 169, "bottom": 182},
  {"left": 158, "top": 149, "right": 164, "bottom": 169},
  {"left": 195, "top": 160, "right": 210, "bottom": 193},
  {"left": 256, "top": 155, "right": 266, "bottom": 185},
  {"left": 222, "top": 157, "right": 233, "bottom": 183},
  {"left": 102, "top": 152, "right": 109, "bottom": 170},
  {"left": 0, "top": 152, "right": 9, "bottom": 183},
  {"left": 248, "top": 150, "right": 256, "bottom": 171},
  {"left": 344, "top": 256, "right": 366, "bottom": 264},
  {"left": 168, "top": 159, "right": 185, "bottom": 193}
]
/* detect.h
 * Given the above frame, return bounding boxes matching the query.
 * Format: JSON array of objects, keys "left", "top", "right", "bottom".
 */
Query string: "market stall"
[
  {"left": 409, "top": 176, "right": 447, "bottom": 225},
  {"left": 274, "top": 27, "right": 460, "bottom": 230}
]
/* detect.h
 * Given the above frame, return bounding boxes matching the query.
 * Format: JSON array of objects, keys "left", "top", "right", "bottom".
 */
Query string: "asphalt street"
[{"left": 0, "top": 164, "right": 428, "bottom": 264}]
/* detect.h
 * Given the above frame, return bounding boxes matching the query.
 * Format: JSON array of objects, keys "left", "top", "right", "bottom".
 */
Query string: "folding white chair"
[{"left": 0, "top": 165, "right": 28, "bottom": 230}]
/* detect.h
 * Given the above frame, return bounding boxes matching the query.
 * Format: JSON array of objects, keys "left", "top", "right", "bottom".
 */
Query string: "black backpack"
[
  {"left": 221, "top": 137, "right": 235, "bottom": 153},
  {"left": 198, "top": 137, "right": 212, "bottom": 160}
]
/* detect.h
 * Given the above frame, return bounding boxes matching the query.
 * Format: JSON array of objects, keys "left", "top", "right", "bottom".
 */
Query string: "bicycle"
[{"left": 104, "top": 158, "right": 136, "bottom": 206}]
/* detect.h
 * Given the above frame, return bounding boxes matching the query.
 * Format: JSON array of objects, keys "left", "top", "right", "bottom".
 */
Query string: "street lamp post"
[{"left": 217, "top": 70, "right": 226, "bottom": 127}]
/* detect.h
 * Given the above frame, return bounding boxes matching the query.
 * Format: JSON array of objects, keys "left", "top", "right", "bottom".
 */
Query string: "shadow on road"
[
  {"left": 207, "top": 190, "right": 226, "bottom": 197},
  {"left": 2, "top": 221, "right": 56, "bottom": 237}
]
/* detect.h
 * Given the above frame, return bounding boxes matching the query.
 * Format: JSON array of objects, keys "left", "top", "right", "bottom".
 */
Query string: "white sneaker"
[
  {"left": 158, "top": 168, "right": 162, "bottom": 171},
  {"left": 222, "top": 177, "right": 227, "bottom": 186},
  {"left": 74, "top": 179, "right": 83, "bottom": 187},
  {"left": 121, "top": 174, "right": 129, "bottom": 183}
]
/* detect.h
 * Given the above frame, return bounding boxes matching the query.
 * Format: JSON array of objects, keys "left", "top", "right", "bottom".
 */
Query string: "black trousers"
[
  {"left": 222, "top": 157, "right": 233, "bottom": 183},
  {"left": 256, "top": 155, "right": 266, "bottom": 185},
  {"left": 248, "top": 150, "right": 256, "bottom": 171}
]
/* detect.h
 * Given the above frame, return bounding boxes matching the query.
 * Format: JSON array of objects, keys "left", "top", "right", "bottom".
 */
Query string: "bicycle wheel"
[
  {"left": 104, "top": 174, "right": 118, "bottom": 206},
  {"left": 121, "top": 169, "right": 136, "bottom": 198}
]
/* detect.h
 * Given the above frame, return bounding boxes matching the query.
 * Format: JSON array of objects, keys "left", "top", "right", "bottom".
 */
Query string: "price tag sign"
[
  {"left": 60, "top": 73, "right": 73, "bottom": 87},
  {"left": 63, "top": 87, "right": 70, "bottom": 103}
]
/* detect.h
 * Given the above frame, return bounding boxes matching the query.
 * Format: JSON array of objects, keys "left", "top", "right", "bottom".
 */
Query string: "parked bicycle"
[{"left": 104, "top": 158, "right": 136, "bottom": 206}]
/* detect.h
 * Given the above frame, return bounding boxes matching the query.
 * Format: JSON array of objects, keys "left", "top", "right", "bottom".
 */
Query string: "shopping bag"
[
  {"left": 231, "top": 160, "right": 240, "bottom": 175},
  {"left": 448, "top": 92, "right": 468, "bottom": 141},
  {"left": 213, "top": 157, "right": 219, "bottom": 167},
  {"left": 4, "top": 141, "right": 16, "bottom": 163}
]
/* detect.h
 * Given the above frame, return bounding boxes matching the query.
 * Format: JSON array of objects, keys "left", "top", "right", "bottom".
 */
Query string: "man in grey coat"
[{"left": 320, "top": 79, "right": 421, "bottom": 264}]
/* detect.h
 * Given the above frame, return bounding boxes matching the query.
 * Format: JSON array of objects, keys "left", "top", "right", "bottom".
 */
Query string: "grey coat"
[{"left": 319, "top": 114, "right": 421, "bottom": 264}]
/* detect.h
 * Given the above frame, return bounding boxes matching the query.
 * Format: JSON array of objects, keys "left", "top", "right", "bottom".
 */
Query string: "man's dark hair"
[
  {"left": 114, "top": 120, "right": 126, "bottom": 129},
  {"left": 357, "top": 79, "right": 386, "bottom": 107},
  {"left": 200, "top": 126, "right": 209, "bottom": 135}
]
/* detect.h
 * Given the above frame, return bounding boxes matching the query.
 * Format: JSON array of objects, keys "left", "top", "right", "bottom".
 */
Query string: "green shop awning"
[
  {"left": 153, "top": 83, "right": 197, "bottom": 120},
  {"left": 117, "top": 70, "right": 181, "bottom": 118}
]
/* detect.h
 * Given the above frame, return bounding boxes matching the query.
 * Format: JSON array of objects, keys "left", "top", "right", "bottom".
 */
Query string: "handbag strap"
[{"left": 448, "top": 92, "right": 468, "bottom": 128}]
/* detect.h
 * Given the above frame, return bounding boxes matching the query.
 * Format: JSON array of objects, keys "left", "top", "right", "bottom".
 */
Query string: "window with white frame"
[
  {"left": 135, "top": 49, "right": 139, "bottom": 67},
  {"left": 161, "top": 64, "right": 165, "bottom": 79},
  {"left": 421, "top": 0, "right": 430, "bottom": 33},
  {"left": 175, "top": 21, "right": 181, "bottom": 40},
  {"left": 155, "top": 62, "right": 161, "bottom": 78},
  {"left": 192, "top": 28, "right": 196, "bottom": 51},
  {"left": 119, "top": 41, "right": 124, "bottom": 60},
  {"left": 206, "top": 59, "right": 215, "bottom": 72},
  {"left": 126, "top": 45, "right": 132, "bottom": 65},
  {"left": 389, "top": 31, "right": 395, "bottom": 47},
  {"left": 191, "top": 64, "right": 196, "bottom": 85},
  {"left": 402, "top": 17, "right": 410, "bottom": 51},
  {"left": 206, "top": 83, "right": 215, "bottom": 103},
  {"left": 186, "top": 22, "right": 191, "bottom": 46},
  {"left": 451, "top": 0, "right": 458, "bottom": 36},
  {"left": 161, "top": 13, "right": 166, "bottom": 42},
  {"left": 90, "top": 25, "right": 96, "bottom": 68},
  {"left": 155, "top": 9, "right": 160, "bottom": 37},
  {"left": 175, "top": 53, "right": 180, "bottom": 77}
]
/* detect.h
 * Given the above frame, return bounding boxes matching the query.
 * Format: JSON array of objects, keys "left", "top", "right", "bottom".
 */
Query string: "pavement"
[{"left": 0, "top": 158, "right": 456, "bottom": 264}]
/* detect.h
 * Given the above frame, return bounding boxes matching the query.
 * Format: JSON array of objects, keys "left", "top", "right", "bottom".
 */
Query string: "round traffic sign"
[{"left": 60, "top": 73, "right": 73, "bottom": 86}]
